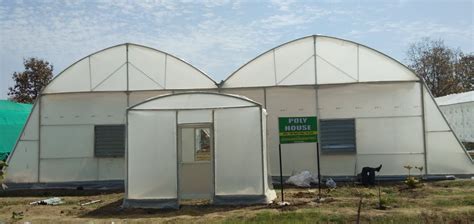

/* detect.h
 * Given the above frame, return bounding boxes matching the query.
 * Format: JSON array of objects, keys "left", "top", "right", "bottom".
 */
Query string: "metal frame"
[
  {"left": 42, "top": 43, "right": 217, "bottom": 94},
  {"left": 419, "top": 82, "right": 429, "bottom": 174},
  {"left": 222, "top": 35, "right": 423, "bottom": 86},
  {"left": 319, "top": 118, "right": 357, "bottom": 154},
  {"left": 127, "top": 91, "right": 263, "bottom": 111},
  {"left": 313, "top": 35, "right": 322, "bottom": 191},
  {"left": 211, "top": 110, "right": 216, "bottom": 202},
  {"left": 37, "top": 96, "right": 42, "bottom": 182},
  {"left": 259, "top": 107, "right": 265, "bottom": 195}
]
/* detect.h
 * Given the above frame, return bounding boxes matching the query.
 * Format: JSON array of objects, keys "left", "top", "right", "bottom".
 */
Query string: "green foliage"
[
  {"left": 404, "top": 176, "right": 420, "bottom": 189},
  {"left": 403, "top": 164, "right": 421, "bottom": 188},
  {"left": 8, "top": 57, "right": 53, "bottom": 103}
]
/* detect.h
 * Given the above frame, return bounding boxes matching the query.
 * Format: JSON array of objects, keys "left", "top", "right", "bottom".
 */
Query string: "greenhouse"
[
  {"left": 124, "top": 92, "right": 275, "bottom": 208},
  {"left": 5, "top": 36, "right": 473, "bottom": 188}
]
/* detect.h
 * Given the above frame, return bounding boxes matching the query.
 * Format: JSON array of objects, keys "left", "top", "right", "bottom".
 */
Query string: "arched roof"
[
  {"left": 222, "top": 35, "right": 419, "bottom": 88},
  {"left": 43, "top": 43, "right": 217, "bottom": 94},
  {"left": 129, "top": 92, "right": 261, "bottom": 110}
]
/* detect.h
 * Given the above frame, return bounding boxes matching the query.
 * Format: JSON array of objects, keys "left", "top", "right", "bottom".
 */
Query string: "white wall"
[
  {"left": 6, "top": 103, "right": 39, "bottom": 183},
  {"left": 214, "top": 107, "right": 263, "bottom": 195},
  {"left": 439, "top": 102, "right": 474, "bottom": 143},
  {"left": 423, "top": 87, "right": 473, "bottom": 174},
  {"left": 127, "top": 110, "right": 177, "bottom": 199},
  {"left": 222, "top": 83, "right": 438, "bottom": 176}
]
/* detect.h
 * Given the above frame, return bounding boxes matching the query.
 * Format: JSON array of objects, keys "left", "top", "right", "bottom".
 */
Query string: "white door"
[{"left": 178, "top": 125, "right": 213, "bottom": 200}]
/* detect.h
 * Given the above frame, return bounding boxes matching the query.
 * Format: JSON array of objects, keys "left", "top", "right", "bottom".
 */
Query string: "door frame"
[{"left": 177, "top": 123, "right": 214, "bottom": 202}]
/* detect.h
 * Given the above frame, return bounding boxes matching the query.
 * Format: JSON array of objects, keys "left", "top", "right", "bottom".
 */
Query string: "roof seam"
[
  {"left": 91, "top": 63, "right": 126, "bottom": 91},
  {"left": 316, "top": 54, "right": 358, "bottom": 82},
  {"left": 276, "top": 54, "right": 314, "bottom": 85},
  {"left": 129, "top": 62, "right": 164, "bottom": 89}
]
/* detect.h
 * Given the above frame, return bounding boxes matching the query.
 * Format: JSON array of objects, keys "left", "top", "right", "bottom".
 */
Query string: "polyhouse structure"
[
  {"left": 6, "top": 44, "right": 217, "bottom": 184},
  {"left": 436, "top": 91, "right": 474, "bottom": 145},
  {"left": 5, "top": 35, "right": 473, "bottom": 188},
  {"left": 125, "top": 92, "right": 275, "bottom": 208}
]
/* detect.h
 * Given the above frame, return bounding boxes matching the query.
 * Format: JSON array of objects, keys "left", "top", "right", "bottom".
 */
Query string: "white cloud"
[
  {"left": 270, "top": 0, "right": 296, "bottom": 11},
  {"left": 0, "top": 0, "right": 472, "bottom": 99}
]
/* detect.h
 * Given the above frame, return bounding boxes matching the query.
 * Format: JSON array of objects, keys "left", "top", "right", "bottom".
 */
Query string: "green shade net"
[{"left": 0, "top": 100, "right": 32, "bottom": 161}]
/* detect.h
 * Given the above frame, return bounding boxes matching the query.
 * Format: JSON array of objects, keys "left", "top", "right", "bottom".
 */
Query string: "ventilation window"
[
  {"left": 94, "top": 125, "right": 125, "bottom": 157},
  {"left": 320, "top": 119, "right": 356, "bottom": 153}
]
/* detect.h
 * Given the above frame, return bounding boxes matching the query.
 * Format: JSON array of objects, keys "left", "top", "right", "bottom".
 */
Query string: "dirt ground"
[{"left": 0, "top": 180, "right": 473, "bottom": 223}]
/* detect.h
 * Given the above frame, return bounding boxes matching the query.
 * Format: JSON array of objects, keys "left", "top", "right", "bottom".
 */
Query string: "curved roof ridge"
[
  {"left": 221, "top": 35, "right": 421, "bottom": 85},
  {"left": 128, "top": 91, "right": 262, "bottom": 110},
  {"left": 43, "top": 43, "right": 217, "bottom": 94}
]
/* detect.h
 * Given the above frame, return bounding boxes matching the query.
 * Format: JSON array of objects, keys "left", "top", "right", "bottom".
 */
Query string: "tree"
[
  {"left": 455, "top": 53, "right": 474, "bottom": 92},
  {"left": 406, "top": 38, "right": 472, "bottom": 97},
  {"left": 8, "top": 58, "right": 53, "bottom": 103}
]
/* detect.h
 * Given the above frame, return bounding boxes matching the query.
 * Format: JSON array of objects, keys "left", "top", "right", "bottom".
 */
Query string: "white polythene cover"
[
  {"left": 20, "top": 102, "right": 39, "bottom": 141},
  {"left": 423, "top": 86, "right": 450, "bottom": 132},
  {"left": 223, "top": 49, "right": 276, "bottom": 88},
  {"left": 127, "top": 110, "right": 177, "bottom": 199},
  {"left": 356, "top": 117, "right": 424, "bottom": 154},
  {"left": 40, "top": 125, "right": 94, "bottom": 159},
  {"left": 275, "top": 37, "right": 315, "bottom": 86},
  {"left": 165, "top": 56, "right": 216, "bottom": 89},
  {"left": 5, "top": 140, "right": 39, "bottom": 183},
  {"left": 43, "top": 57, "right": 91, "bottom": 93},
  {"left": 426, "top": 131, "right": 473, "bottom": 174},
  {"left": 358, "top": 45, "right": 418, "bottom": 82},
  {"left": 39, "top": 157, "right": 97, "bottom": 182},
  {"left": 178, "top": 110, "right": 212, "bottom": 124},
  {"left": 90, "top": 45, "right": 127, "bottom": 91},
  {"left": 128, "top": 45, "right": 166, "bottom": 90},
  {"left": 316, "top": 36, "right": 358, "bottom": 84},
  {"left": 214, "top": 107, "right": 263, "bottom": 195},
  {"left": 132, "top": 93, "right": 257, "bottom": 110}
]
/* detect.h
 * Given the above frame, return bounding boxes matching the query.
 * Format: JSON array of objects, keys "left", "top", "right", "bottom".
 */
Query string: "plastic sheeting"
[
  {"left": 125, "top": 93, "right": 275, "bottom": 208},
  {"left": 41, "top": 92, "right": 127, "bottom": 125},
  {"left": 214, "top": 107, "right": 263, "bottom": 195},
  {"left": 43, "top": 44, "right": 216, "bottom": 94},
  {"left": 127, "top": 110, "right": 177, "bottom": 199},
  {"left": 0, "top": 100, "right": 32, "bottom": 160},
  {"left": 318, "top": 82, "right": 422, "bottom": 119},
  {"left": 132, "top": 93, "right": 256, "bottom": 110},
  {"left": 438, "top": 102, "right": 473, "bottom": 143},
  {"left": 423, "top": 86, "right": 473, "bottom": 174},
  {"left": 222, "top": 35, "right": 419, "bottom": 88}
]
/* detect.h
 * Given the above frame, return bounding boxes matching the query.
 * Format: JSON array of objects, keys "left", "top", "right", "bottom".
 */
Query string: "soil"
[{"left": 0, "top": 180, "right": 473, "bottom": 223}]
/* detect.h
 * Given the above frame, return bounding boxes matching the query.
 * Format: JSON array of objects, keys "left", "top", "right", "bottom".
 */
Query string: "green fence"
[{"left": 0, "top": 100, "right": 32, "bottom": 161}]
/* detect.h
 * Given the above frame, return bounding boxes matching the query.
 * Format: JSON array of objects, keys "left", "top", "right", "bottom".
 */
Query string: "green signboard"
[{"left": 278, "top": 117, "right": 318, "bottom": 144}]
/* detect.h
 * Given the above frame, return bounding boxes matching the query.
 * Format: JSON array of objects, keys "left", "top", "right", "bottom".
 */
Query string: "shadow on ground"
[
  {"left": 0, "top": 189, "right": 122, "bottom": 197},
  {"left": 80, "top": 198, "right": 311, "bottom": 219}
]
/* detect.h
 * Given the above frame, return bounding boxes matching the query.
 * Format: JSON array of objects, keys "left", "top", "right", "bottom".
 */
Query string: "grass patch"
[
  {"left": 430, "top": 180, "right": 474, "bottom": 188},
  {"left": 433, "top": 196, "right": 474, "bottom": 207},
  {"left": 221, "top": 210, "right": 347, "bottom": 224}
]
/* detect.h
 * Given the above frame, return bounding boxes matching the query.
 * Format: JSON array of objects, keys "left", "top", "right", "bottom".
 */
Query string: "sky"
[{"left": 0, "top": 0, "right": 473, "bottom": 99}]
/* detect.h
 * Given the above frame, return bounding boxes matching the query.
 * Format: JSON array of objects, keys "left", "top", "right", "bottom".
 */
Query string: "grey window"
[
  {"left": 94, "top": 125, "right": 125, "bottom": 157},
  {"left": 320, "top": 119, "right": 356, "bottom": 153}
]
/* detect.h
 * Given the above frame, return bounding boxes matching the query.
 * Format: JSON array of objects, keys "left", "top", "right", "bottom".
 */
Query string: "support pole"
[
  {"left": 316, "top": 142, "right": 322, "bottom": 197},
  {"left": 279, "top": 144, "right": 284, "bottom": 202}
]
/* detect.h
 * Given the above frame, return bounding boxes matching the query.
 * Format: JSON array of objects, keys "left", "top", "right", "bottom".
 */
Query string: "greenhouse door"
[{"left": 178, "top": 125, "right": 213, "bottom": 200}]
